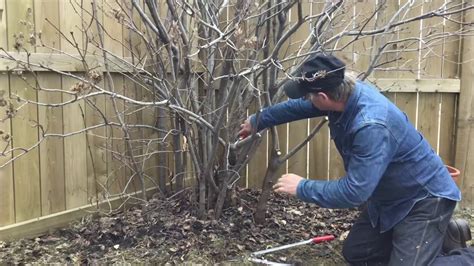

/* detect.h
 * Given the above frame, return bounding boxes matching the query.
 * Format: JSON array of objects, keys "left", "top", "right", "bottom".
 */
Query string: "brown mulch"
[{"left": 0, "top": 188, "right": 359, "bottom": 264}]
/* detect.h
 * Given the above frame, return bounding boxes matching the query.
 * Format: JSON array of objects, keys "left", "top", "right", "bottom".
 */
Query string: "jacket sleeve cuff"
[
  {"left": 249, "top": 114, "right": 258, "bottom": 132},
  {"left": 296, "top": 179, "right": 310, "bottom": 201},
  {"left": 296, "top": 178, "right": 325, "bottom": 204}
]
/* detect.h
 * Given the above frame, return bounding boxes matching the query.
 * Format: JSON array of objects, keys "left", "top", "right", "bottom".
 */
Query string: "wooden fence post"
[
  {"left": 0, "top": 0, "right": 15, "bottom": 227},
  {"left": 455, "top": 30, "right": 474, "bottom": 207}
]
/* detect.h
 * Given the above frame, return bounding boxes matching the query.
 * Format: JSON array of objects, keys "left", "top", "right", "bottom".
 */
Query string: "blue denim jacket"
[{"left": 251, "top": 81, "right": 461, "bottom": 232}]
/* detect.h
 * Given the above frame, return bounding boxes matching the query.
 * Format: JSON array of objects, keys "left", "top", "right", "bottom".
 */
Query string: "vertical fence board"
[
  {"left": 247, "top": 101, "right": 267, "bottom": 188},
  {"left": 417, "top": 0, "right": 444, "bottom": 151},
  {"left": 85, "top": 79, "right": 107, "bottom": 202},
  {"left": 60, "top": 1, "right": 88, "bottom": 208},
  {"left": 273, "top": 124, "right": 288, "bottom": 179},
  {"left": 106, "top": 74, "right": 126, "bottom": 195},
  {"left": 442, "top": 2, "right": 461, "bottom": 79},
  {"left": 352, "top": 0, "right": 374, "bottom": 73},
  {"left": 373, "top": 0, "right": 400, "bottom": 79},
  {"left": 395, "top": 92, "right": 417, "bottom": 125},
  {"left": 287, "top": 2, "right": 311, "bottom": 177},
  {"left": 37, "top": 73, "right": 65, "bottom": 215},
  {"left": 440, "top": 1, "right": 461, "bottom": 167},
  {"left": 35, "top": 0, "right": 66, "bottom": 216},
  {"left": 99, "top": 0, "right": 127, "bottom": 198},
  {"left": 397, "top": 0, "right": 422, "bottom": 79},
  {"left": 420, "top": 0, "right": 444, "bottom": 79},
  {"left": 0, "top": 73, "right": 14, "bottom": 226},
  {"left": 10, "top": 75, "right": 41, "bottom": 222},
  {"left": 439, "top": 93, "right": 456, "bottom": 166},
  {"left": 383, "top": 92, "right": 396, "bottom": 103},
  {"left": 0, "top": 0, "right": 5, "bottom": 49},
  {"left": 62, "top": 77, "right": 88, "bottom": 208},
  {"left": 124, "top": 76, "right": 143, "bottom": 193},
  {"left": 34, "top": 0, "right": 59, "bottom": 52},
  {"left": 123, "top": 0, "right": 145, "bottom": 58},
  {"left": 455, "top": 31, "right": 474, "bottom": 205},
  {"left": 395, "top": 0, "right": 422, "bottom": 128},
  {"left": 329, "top": 142, "right": 345, "bottom": 179},
  {"left": 104, "top": 0, "right": 123, "bottom": 55},
  {"left": 7, "top": 0, "right": 41, "bottom": 222},
  {"left": 0, "top": 0, "right": 14, "bottom": 226},
  {"left": 331, "top": 2, "right": 353, "bottom": 64},
  {"left": 247, "top": 134, "right": 268, "bottom": 188},
  {"left": 309, "top": 118, "right": 329, "bottom": 180},
  {"left": 6, "top": 0, "right": 34, "bottom": 52},
  {"left": 83, "top": 0, "right": 106, "bottom": 203},
  {"left": 128, "top": 1, "right": 160, "bottom": 191},
  {"left": 418, "top": 93, "right": 439, "bottom": 149},
  {"left": 83, "top": 0, "right": 101, "bottom": 55},
  {"left": 59, "top": 0, "right": 83, "bottom": 52},
  {"left": 141, "top": 87, "right": 158, "bottom": 189},
  {"left": 121, "top": 0, "right": 147, "bottom": 192}
]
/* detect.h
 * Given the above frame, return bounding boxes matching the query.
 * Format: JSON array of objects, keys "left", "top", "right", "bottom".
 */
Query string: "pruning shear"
[{"left": 249, "top": 235, "right": 335, "bottom": 265}]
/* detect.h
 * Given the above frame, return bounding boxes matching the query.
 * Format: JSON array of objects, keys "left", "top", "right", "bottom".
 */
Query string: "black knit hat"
[{"left": 284, "top": 54, "right": 346, "bottom": 99}]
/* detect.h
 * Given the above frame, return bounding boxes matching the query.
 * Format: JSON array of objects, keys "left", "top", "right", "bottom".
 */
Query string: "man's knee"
[
  {"left": 341, "top": 241, "right": 357, "bottom": 263},
  {"left": 342, "top": 238, "right": 392, "bottom": 264}
]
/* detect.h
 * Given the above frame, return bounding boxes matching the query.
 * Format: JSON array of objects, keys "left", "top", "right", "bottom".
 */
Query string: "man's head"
[{"left": 284, "top": 54, "right": 350, "bottom": 98}]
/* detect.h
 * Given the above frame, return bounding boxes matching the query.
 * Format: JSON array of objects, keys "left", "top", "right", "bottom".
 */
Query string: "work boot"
[{"left": 442, "top": 218, "right": 472, "bottom": 254}]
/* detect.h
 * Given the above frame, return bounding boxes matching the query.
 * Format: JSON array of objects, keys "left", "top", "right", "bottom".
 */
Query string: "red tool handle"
[{"left": 311, "top": 235, "right": 335, "bottom": 244}]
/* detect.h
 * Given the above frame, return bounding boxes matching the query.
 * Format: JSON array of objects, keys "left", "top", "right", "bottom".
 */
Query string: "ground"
[
  {"left": 0, "top": 188, "right": 472, "bottom": 264},
  {"left": 0, "top": 188, "right": 358, "bottom": 264}
]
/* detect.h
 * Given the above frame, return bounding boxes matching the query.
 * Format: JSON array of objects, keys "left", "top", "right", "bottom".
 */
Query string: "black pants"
[{"left": 342, "top": 196, "right": 457, "bottom": 266}]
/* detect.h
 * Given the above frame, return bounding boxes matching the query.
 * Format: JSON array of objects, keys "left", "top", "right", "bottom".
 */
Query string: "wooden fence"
[
  {"left": 0, "top": 0, "right": 162, "bottom": 231},
  {"left": 0, "top": 0, "right": 472, "bottom": 240}
]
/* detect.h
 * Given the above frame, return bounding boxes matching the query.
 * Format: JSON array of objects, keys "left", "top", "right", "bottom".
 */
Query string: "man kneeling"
[{"left": 239, "top": 54, "right": 472, "bottom": 265}]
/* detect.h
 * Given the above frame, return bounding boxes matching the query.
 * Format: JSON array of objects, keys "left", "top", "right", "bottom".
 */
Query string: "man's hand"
[
  {"left": 238, "top": 118, "right": 253, "bottom": 139},
  {"left": 273, "top": 173, "right": 304, "bottom": 196}
]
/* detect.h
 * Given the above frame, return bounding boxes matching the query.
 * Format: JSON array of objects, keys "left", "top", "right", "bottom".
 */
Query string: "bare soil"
[
  {"left": 0, "top": 188, "right": 358, "bottom": 264},
  {"left": 1, "top": 188, "right": 472, "bottom": 265}
]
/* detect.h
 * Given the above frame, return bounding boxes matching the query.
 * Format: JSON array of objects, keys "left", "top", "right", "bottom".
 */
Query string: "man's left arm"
[
  {"left": 296, "top": 124, "right": 398, "bottom": 208},
  {"left": 251, "top": 98, "right": 326, "bottom": 132}
]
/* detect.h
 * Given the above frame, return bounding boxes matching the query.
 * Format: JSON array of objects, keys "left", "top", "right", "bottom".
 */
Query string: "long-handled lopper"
[{"left": 249, "top": 235, "right": 335, "bottom": 265}]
